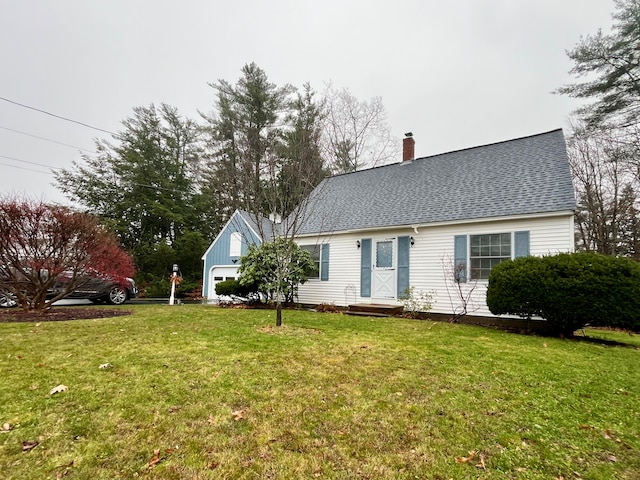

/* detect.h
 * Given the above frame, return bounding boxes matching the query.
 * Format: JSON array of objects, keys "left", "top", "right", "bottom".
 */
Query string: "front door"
[{"left": 372, "top": 238, "right": 396, "bottom": 299}]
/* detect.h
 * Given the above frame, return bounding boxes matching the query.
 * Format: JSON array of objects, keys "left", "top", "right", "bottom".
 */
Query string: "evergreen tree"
[
  {"left": 202, "top": 62, "right": 295, "bottom": 220},
  {"left": 54, "top": 104, "right": 212, "bottom": 287},
  {"left": 558, "top": 0, "right": 640, "bottom": 130},
  {"left": 276, "top": 84, "right": 329, "bottom": 218},
  {"left": 203, "top": 65, "right": 328, "bottom": 326}
]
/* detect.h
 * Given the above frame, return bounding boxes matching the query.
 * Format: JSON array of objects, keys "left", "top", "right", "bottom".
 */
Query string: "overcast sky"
[{"left": 0, "top": 0, "right": 615, "bottom": 205}]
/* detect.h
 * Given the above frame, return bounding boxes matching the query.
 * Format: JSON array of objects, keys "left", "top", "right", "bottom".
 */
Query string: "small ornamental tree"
[
  {"left": 487, "top": 252, "right": 640, "bottom": 336},
  {"left": 0, "top": 196, "right": 135, "bottom": 311},
  {"left": 238, "top": 238, "right": 315, "bottom": 307}
]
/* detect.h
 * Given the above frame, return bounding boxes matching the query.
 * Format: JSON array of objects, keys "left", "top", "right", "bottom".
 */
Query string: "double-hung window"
[
  {"left": 299, "top": 244, "right": 330, "bottom": 281},
  {"left": 300, "top": 245, "right": 321, "bottom": 279},
  {"left": 469, "top": 233, "right": 511, "bottom": 280},
  {"left": 455, "top": 231, "right": 529, "bottom": 282}
]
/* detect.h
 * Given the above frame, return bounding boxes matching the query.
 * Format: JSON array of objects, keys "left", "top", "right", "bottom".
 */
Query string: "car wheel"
[
  {"left": 0, "top": 294, "right": 17, "bottom": 308},
  {"left": 107, "top": 286, "right": 128, "bottom": 305}
]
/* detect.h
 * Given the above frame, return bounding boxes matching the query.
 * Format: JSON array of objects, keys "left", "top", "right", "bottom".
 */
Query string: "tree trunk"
[{"left": 276, "top": 300, "right": 282, "bottom": 327}]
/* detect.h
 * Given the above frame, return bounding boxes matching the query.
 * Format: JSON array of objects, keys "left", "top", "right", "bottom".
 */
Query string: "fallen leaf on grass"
[
  {"left": 603, "top": 429, "right": 622, "bottom": 443},
  {"left": 98, "top": 363, "right": 113, "bottom": 369},
  {"left": 578, "top": 425, "right": 593, "bottom": 430},
  {"left": 607, "top": 454, "right": 617, "bottom": 462},
  {"left": 475, "top": 453, "right": 486, "bottom": 469},
  {"left": 208, "top": 461, "right": 220, "bottom": 470},
  {"left": 2, "top": 422, "right": 12, "bottom": 432},
  {"left": 455, "top": 451, "right": 476, "bottom": 463},
  {"left": 49, "top": 384, "right": 68, "bottom": 395},
  {"left": 22, "top": 440, "right": 39, "bottom": 452},
  {"left": 147, "top": 449, "right": 161, "bottom": 470},
  {"left": 232, "top": 409, "right": 245, "bottom": 421}
]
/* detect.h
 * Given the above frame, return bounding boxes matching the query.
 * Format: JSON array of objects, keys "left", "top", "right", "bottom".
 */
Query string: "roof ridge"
[
  {"left": 414, "top": 128, "right": 564, "bottom": 162},
  {"left": 325, "top": 128, "right": 564, "bottom": 179}
]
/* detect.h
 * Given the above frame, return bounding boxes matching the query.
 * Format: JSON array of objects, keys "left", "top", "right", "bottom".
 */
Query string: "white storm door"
[{"left": 372, "top": 239, "right": 396, "bottom": 299}]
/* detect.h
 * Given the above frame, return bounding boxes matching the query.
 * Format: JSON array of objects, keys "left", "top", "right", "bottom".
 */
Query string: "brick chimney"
[{"left": 403, "top": 132, "right": 415, "bottom": 161}]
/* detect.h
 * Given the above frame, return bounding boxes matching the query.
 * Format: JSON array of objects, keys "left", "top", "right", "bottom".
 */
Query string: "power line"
[
  {"left": 0, "top": 153, "right": 184, "bottom": 194},
  {"left": 0, "top": 154, "right": 60, "bottom": 170},
  {"left": 1, "top": 150, "right": 189, "bottom": 196},
  {"left": 0, "top": 125, "right": 97, "bottom": 154},
  {"left": 0, "top": 96, "right": 116, "bottom": 135},
  {"left": 0, "top": 161, "right": 51, "bottom": 175}
]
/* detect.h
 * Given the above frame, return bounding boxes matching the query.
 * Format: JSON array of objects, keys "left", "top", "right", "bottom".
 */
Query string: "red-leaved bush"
[{"left": 0, "top": 196, "right": 135, "bottom": 310}]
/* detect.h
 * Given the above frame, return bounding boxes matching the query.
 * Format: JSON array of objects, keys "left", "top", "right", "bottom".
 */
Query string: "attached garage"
[
  {"left": 206, "top": 266, "right": 240, "bottom": 300},
  {"left": 202, "top": 210, "right": 273, "bottom": 303}
]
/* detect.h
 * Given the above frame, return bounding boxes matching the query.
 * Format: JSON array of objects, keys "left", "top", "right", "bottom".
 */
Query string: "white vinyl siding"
[{"left": 295, "top": 213, "right": 574, "bottom": 317}]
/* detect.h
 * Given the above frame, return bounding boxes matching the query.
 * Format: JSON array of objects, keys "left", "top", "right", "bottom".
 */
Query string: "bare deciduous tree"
[
  {"left": 440, "top": 254, "right": 480, "bottom": 322},
  {"left": 568, "top": 122, "right": 639, "bottom": 256},
  {"left": 321, "top": 84, "right": 399, "bottom": 173}
]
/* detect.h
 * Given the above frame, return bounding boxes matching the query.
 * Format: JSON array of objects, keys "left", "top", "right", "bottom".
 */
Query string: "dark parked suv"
[
  {"left": 0, "top": 274, "right": 137, "bottom": 308},
  {"left": 49, "top": 275, "right": 138, "bottom": 305}
]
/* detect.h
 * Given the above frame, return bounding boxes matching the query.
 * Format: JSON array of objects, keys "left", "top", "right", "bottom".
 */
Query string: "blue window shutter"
[
  {"left": 454, "top": 235, "right": 467, "bottom": 283},
  {"left": 514, "top": 231, "right": 530, "bottom": 258},
  {"left": 360, "top": 238, "right": 372, "bottom": 298},
  {"left": 397, "top": 236, "right": 410, "bottom": 297},
  {"left": 320, "top": 244, "right": 330, "bottom": 281}
]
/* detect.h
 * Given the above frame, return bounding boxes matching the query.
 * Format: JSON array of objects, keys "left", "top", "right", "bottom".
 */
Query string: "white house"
[{"left": 202, "top": 129, "right": 576, "bottom": 316}]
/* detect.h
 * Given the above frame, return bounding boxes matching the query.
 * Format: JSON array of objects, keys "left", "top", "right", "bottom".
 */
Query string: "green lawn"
[{"left": 1, "top": 305, "right": 638, "bottom": 479}]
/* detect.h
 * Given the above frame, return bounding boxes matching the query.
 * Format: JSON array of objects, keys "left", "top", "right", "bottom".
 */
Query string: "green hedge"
[
  {"left": 487, "top": 252, "right": 640, "bottom": 336},
  {"left": 214, "top": 279, "right": 259, "bottom": 298}
]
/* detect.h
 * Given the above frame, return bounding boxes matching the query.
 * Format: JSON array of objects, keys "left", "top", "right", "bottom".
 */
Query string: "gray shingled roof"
[
  {"left": 296, "top": 129, "right": 576, "bottom": 236},
  {"left": 237, "top": 210, "right": 276, "bottom": 241}
]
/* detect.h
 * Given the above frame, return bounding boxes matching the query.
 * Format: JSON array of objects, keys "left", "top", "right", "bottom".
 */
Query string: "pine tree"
[{"left": 558, "top": 0, "right": 640, "bottom": 130}]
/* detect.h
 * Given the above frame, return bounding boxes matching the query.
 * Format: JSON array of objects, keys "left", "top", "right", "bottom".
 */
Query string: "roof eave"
[{"left": 295, "top": 209, "right": 576, "bottom": 238}]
